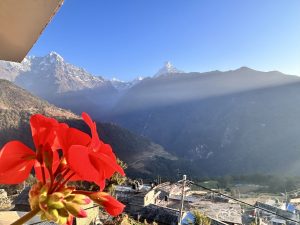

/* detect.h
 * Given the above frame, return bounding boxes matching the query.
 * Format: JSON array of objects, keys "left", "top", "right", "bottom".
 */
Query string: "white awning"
[{"left": 0, "top": 0, "right": 64, "bottom": 62}]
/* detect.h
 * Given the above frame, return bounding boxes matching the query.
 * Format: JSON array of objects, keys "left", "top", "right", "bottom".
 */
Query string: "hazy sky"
[{"left": 29, "top": 0, "right": 300, "bottom": 81}]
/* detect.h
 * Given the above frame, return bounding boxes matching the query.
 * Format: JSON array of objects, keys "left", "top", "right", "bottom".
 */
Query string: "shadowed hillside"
[
  {"left": 110, "top": 69, "right": 300, "bottom": 177},
  {"left": 0, "top": 79, "right": 176, "bottom": 178}
]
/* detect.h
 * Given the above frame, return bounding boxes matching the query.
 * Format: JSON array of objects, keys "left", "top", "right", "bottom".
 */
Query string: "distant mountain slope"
[
  {"left": 110, "top": 68, "right": 300, "bottom": 177},
  {"left": 0, "top": 52, "right": 118, "bottom": 118},
  {"left": 0, "top": 52, "right": 107, "bottom": 93},
  {"left": 4, "top": 52, "right": 300, "bottom": 178},
  {"left": 154, "top": 61, "right": 184, "bottom": 77},
  {"left": 112, "top": 67, "right": 298, "bottom": 113},
  {"left": 0, "top": 79, "right": 175, "bottom": 177},
  {"left": 110, "top": 77, "right": 145, "bottom": 91}
]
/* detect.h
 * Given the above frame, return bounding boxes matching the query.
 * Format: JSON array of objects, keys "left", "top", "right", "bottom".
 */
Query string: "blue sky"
[{"left": 29, "top": 0, "right": 300, "bottom": 81}]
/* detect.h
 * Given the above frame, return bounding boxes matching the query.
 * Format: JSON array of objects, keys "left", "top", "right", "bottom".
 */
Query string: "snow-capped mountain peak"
[
  {"left": 135, "top": 76, "right": 144, "bottom": 81},
  {"left": 47, "top": 51, "right": 64, "bottom": 64},
  {"left": 165, "top": 61, "right": 173, "bottom": 70},
  {"left": 0, "top": 52, "right": 108, "bottom": 93},
  {"left": 110, "top": 76, "right": 145, "bottom": 91},
  {"left": 111, "top": 77, "right": 124, "bottom": 82},
  {"left": 154, "top": 61, "right": 184, "bottom": 77}
]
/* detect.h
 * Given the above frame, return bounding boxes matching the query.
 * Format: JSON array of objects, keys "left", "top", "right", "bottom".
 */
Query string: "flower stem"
[
  {"left": 49, "top": 168, "right": 70, "bottom": 194},
  {"left": 54, "top": 172, "right": 75, "bottom": 192},
  {"left": 11, "top": 208, "right": 40, "bottom": 225},
  {"left": 41, "top": 165, "right": 46, "bottom": 184},
  {"left": 73, "top": 190, "right": 92, "bottom": 195}
]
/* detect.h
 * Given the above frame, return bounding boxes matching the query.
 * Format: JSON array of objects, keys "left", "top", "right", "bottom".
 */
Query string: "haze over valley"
[{"left": 1, "top": 52, "right": 300, "bottom": 178}]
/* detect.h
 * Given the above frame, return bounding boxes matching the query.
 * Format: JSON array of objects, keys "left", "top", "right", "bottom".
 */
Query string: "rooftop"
[
  {"left": 190, "top": 201, "right": 242, "bottom": 224},
  {"left": 134, "top": 204, "right": 179, "bottom": 225}
]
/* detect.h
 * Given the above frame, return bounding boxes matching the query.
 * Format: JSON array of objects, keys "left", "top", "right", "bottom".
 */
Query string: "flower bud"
[
  {"left": 64, "top": 201, "right": 87, "bottom": 218},
  {"left": 39, "top": 184, "right": 49, "bottom": 203},
  {"left": 58, "top": 216, "right": 68, "bottom": 225},
  {"left": 57, "top": 208, "right": 69, "bottom": 217},
  {"left": 73, "top": 194, "right": 91, "bottom": 205},
  {"left": 65, "top": 194, "right": 91, "bottom": 205},
  {"left": 46, "top": 208, "right": 59, "bottom": 222},
  {"left": 29, "top": 182, "right": 90, "bottom": 224},
  {"left": 40, "top": 212, "right": 47, "bottom": 221},
  {"left": 60, "top": 186, "right": 75, "bottom": 196},
  {"left": 29, "top": 182, "right": 43, "bottom": 210},
  {"left": 48, "top": 192, "right": 65, "bottom": 209}
]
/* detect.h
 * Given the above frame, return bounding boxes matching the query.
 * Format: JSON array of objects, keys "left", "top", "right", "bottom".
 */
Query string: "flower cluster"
[{"left": 0, "top": 113, "right": 125, "bottom": 225}]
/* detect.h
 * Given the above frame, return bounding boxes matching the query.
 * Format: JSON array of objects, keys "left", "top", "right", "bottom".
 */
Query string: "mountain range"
[
  {"left": 111, "top": 68, "right": 300, "bottom": 176},
  {"left": 0, "top": 52, "right": 125, "bottom": 118},
  {"left": 0, "top": 79, "right": 175, "bottom": 178},
  {"left": 2, "top": 52, "right": 300, "bottom": 177}
]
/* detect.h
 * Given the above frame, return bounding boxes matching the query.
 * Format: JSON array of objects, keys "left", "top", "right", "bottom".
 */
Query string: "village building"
[
  {"left": 254, "top": 201, "right": 300, "bottom": 225},
  {"left": 153, "top": 182, "right": 242, "bottom": 225},
  {"left": 130, "top": 203, "right": 234, "bottom": 225},
  {"left": 112, "top": 180, "right": 255, "bottom": 225},
  {"left": 115, "top": 184, "right": 161, "bottom": 213},
  {"left": 182, "top": 211, "right": 229, "bottom": 225},
  {"left": 133, "top": 204, "right": 180, "bottom": 225},
  {"left": 7, "top": 181, "right": 245, "bottom": 225},
  {"left": 271, "top": 218, "right": 287, "bottom": 225},
  {"left": 189, "top": 201, "right": 242, "bottom": 225},
  {"left": 290, "top": 198, "right": 300, "bottom": 209},
  {"left": 0, "top": 189, "right": 11, "bottom": 210},
  {"left": 12, "top": 186, "right": 31, "bottom": 211},
  {"left": 154, "top": 182, "right": 191, "bottom": 199},
  {"left": 255, "top": 201, "right": 299, "bottom": 220}
]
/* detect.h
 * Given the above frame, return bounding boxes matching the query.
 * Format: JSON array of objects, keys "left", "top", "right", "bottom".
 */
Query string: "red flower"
[
  {"left": 64, "top": 113, "right": 125, "bottom": 189},
  {"left": 0, "top": 114, "right": 60, "bottom": 184},
  {"left": 1, "top": 113, "right": 126, "bottom": 225}
]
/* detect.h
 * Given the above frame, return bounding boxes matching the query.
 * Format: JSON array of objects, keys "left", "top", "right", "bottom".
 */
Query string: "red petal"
[
  {"left": 102, "top": 195, "right": 125, "bottom": 216},
  {"left": 89, "top": 152, "right": 125, "bottom": 180},
  {"left": 0, "top": 141, "right": 35, "bottom": 184},
  {"left": 82, "top": 113, "right": 118, "bottom": 160},
  {"left": 90, "top": 192, "right": 125, "bottom": 216},
  {"left": 58, "top": 126, "right": 91, "bottom": 153},
  {"left": 30, "top": 114, "right": 60, "bottom": 151},
  {"left": 0, "top": 162, "right": 35, "bottom": 184},
  {"left": 66, "top": 171, "right": 83, "bottom": 182},
  {"left": 34, "top": 162, "right": 44, "bottom": 182},
  {"left": 96, "top": 143, "right": 118, "bottom": 162},
  {"left": 82, "top": 112, "right": 100, "bottom": 149},
  {"left": 65, "top": 145, "right": 99, "bottom": 183},
  {"left": 0, "top": 141, "right": 35, "bottom": 172}
]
